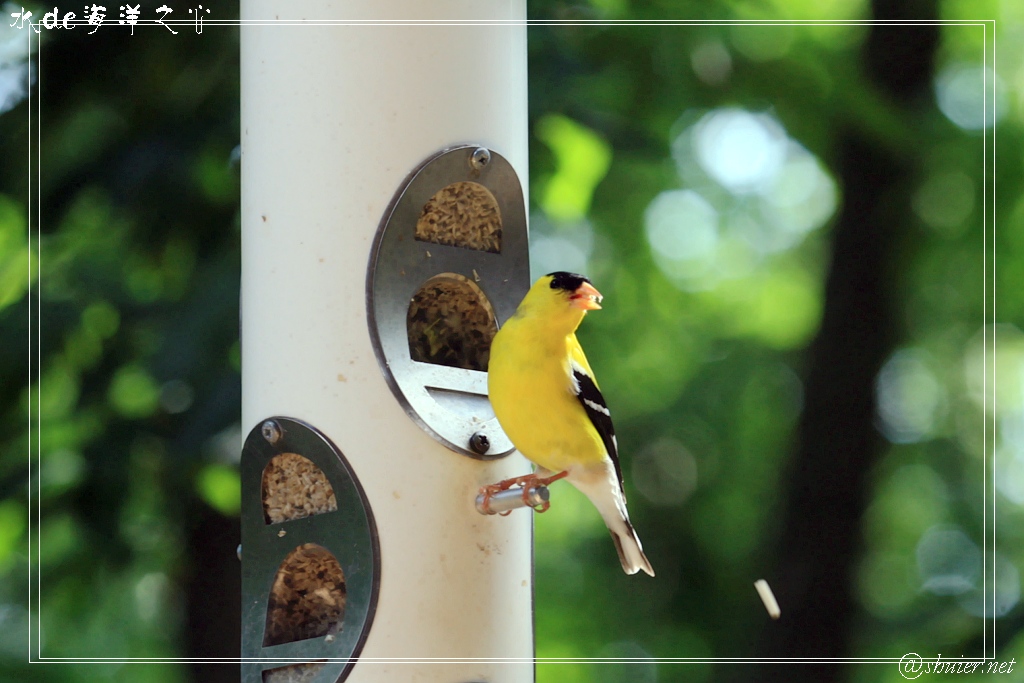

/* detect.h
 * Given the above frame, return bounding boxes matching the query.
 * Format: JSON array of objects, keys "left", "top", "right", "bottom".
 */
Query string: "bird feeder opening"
[
  {"left": 407, "top": 272, "right": 498, "bottom": 371},
  {"left": 262, "top": 453, "right": 338, "bottom": 524},
  {"left": 263, "top": 543, "right": 346, "bottom": 647},
  {"left": 261, "top": 661, "right": 327, "bottom": 683},
  {"left": 416, "top": 181, "right": 502, "bottom": 253}
]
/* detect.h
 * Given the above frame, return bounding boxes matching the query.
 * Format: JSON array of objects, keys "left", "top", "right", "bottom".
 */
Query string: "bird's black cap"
[{"left": 547, "top": 271, "right": 591, "bottom": 293}]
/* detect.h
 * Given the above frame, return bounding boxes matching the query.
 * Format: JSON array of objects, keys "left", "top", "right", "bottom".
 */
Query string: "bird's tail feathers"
[{"left": 570, "top": 466, "right": 655, "bottom": 577}]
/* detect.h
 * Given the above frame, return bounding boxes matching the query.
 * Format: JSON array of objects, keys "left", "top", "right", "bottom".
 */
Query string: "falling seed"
[
  {"left": 426, "top": 250, "right": 431, "bottom": 258},
  {"left": 754, "top": 579, "right": 781, "bottom": 619},
  {"left": 473, "top": 268, "right": 480, "bottom": 282},
  {"left": 278, "top": 529, "right": 287, "bottom": 538}
]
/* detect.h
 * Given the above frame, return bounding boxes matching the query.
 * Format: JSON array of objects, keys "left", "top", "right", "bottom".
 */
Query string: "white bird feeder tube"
[{"left": 240, "top": 2, "right": 532, "bottom": 682}]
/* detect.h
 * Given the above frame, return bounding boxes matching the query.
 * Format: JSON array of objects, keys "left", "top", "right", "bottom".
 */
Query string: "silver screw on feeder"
[
  {"left": 469, "top": 146, "right": 491, "bottom": 171},
  {"left": 476, "top": 485, "right": 550, "bottom": 515},
  {"left": 261, "top": 420, "right": 281, "bottom": 445}
]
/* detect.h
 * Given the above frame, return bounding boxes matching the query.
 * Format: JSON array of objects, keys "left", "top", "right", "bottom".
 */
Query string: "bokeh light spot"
[
  {"left": 759, "top": 143, "right": 838, "bottom": 249},
  {"left": 876, "top": 348, "right": 945, "bottom": 443},
  {"left": 964, "top": 325, "right": 1024, "bottom": 416},
  {"left": 645, "top": 189, "right": 718, "bottom": 287},
  {"left": 108, "top": 365, "right": 160, "bottom": 419},
  {"left": 913, "top": 169, "right": 974, "bottom": 237},
  {"left": 536, "top": 115, "right": 612, "bottom": 222},
  {"left": 957, "top": 553, "right": 1021, "bottom": 618},
  {"left": 134, "top": 572, "right": 169, "bottom": 623},
  {"left": 691, "top": 40, "right": 732, "bottom": 85},
  {"left": 935, "top": 63, "right": 1007, "bottom": 131},
  {"left": 596, "top": 641, "right": 657, "bottom": 683},
  {"left": 0, "top": 499, "right": 27, "bottom": 570},
  {"left": 159, "top": 379, "right": 195, "bottom": 414},
  {"left": 916, "top": 525, "right": 981, "bottom": 596},
  {"left": 81, "top": 301, "right": 121, "bottom": 338},
  {"left": 196, "top": 463, "right": 241, "bottom": 516},
  {"left": 529, "top": 215, "right": 594, "bottom": 282},
  {"left": 632, "top": 437, "right": 698, "bottom": 507},
  {"left": 0, "top": 13, "right": 34, "bottom": 116},
  {"left": 693, "top": 109, "right": 787, "bottom": 194},
  {"left": 858, "top": 550, "right": 916, "bottom": 617},
  {"left": 729, "top": 24, "right": 795, "bottom": 62}
]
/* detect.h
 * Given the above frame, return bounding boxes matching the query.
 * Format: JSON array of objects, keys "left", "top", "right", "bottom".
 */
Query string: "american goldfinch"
[{"left": 485, "top": 272, "right": 655, "bottom": 577}]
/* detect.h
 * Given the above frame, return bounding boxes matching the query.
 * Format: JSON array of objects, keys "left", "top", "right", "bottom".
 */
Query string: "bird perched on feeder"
[{"left": 484, "top": 272, "right": 654, "bottom": 577}]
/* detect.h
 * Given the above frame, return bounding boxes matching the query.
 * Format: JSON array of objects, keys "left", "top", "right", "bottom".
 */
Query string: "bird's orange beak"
[{"left": 569, "top": 281, "right": 603, "bottom": 310}]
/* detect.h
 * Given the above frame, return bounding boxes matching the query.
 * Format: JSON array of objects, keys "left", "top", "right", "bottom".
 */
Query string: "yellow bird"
[{"left": 485, "top": 272, "right": 654, "bottom": 577}]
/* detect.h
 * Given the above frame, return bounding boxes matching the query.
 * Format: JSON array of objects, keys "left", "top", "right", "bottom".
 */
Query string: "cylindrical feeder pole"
[{"left": 240, "top": 3, "right": 532, "bottom": 682}]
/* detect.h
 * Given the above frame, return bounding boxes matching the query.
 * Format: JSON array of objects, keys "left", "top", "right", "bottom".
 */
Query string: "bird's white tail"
[{"left": 569, "top": 465, "right": 655, "bottom": 577}]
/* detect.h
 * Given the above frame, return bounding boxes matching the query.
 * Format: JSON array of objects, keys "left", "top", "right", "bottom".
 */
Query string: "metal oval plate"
[{"left": 367, "top": 145, "right": 530, "bottom": 459}]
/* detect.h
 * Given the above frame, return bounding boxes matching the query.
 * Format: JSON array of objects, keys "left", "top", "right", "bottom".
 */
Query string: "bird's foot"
[
  {"left": 478, "top": 474, "right": 535, "bottom": 516},
  {"left": 477, "top": 471, "right": 568, "bottom": 515},
  {"left": 526, "top": 470, "right": 568, "bottom": 512}
]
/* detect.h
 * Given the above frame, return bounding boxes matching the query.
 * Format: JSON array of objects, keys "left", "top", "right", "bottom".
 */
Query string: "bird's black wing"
[{"left": 571, "top": 366, "right": 625, "bottom": 495}]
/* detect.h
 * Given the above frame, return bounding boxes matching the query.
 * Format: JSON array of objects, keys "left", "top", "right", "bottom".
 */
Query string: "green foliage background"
[{"left": 1, "top": 1, "right": 1022, "bottom": 681}]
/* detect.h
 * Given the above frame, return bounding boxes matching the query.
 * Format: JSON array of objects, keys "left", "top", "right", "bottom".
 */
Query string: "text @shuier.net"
[{"left": 900, "top": 653, "right": 1017, "bottom": 679}]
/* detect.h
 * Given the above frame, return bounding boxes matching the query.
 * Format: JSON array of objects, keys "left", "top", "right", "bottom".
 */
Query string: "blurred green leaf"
[
  {"left": 0, "top": 194, "right": 32, "bottom": 311},
  {"left": 195, "top": 145, "right": 240, "bottom": 204},
  {"left": 81, "top": 300, "right": 121, "bottom": 338},
  {"left": 0, "top": 499, "right": 27, "bottom": 572},
  {"left": 536, "top": 114, "right": 612, "bottom": 222},
  {"left": 107, "top": 365, "right": 160, "bottom": 418},
  {"left": 196, "top": 463, "right": 241, "bottom": 516}
]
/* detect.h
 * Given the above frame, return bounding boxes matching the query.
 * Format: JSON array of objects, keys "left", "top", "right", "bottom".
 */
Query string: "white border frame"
[{"left": 22, "top": 15, "right": 999, "bottom": 669}]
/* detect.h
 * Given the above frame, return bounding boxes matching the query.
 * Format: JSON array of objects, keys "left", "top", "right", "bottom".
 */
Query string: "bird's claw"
[
  {"left": 477, "top": 477, "right": 531, "bottom": 515},
  {"left": 476, "top": 471, "right": 568, "bottom": 515}
]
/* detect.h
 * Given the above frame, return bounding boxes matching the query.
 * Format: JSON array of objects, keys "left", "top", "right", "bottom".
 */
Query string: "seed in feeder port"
[{"left": 754, "top": 579, "right": 781, "bottom": 620}]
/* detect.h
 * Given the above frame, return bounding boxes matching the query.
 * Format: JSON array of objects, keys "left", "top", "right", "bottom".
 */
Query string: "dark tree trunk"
[
  {"left": 184, "top": 501, "right": 242, "bottom": 683},
  {"left": 745, "top": 3, "right": 939, "bottom": 681}
]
